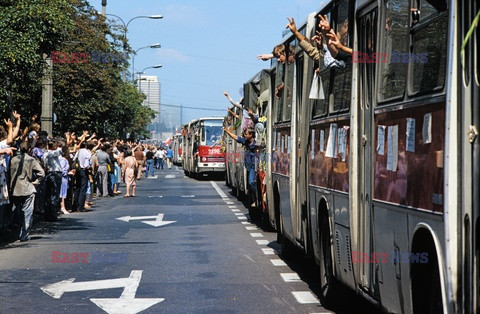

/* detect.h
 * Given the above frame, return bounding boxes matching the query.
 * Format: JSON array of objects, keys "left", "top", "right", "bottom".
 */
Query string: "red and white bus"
[{"left": 182, "top": 117, "right": 225, "bottom": 178}]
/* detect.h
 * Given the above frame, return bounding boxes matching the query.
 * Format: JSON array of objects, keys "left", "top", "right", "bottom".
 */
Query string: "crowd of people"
[{"left": 0, "top": 114, "right": 173, "bottom": 242}]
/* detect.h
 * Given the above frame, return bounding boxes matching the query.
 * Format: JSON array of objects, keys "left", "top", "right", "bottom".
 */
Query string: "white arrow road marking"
[
  {"left": 116, "top": 214, "right": 176, "bottom": 228},
  {"left": 90, "top": 298, "right": 164, "bottom": 314},
  {"left": 41, "top": 271, "right": 164, "bottom": 314}
]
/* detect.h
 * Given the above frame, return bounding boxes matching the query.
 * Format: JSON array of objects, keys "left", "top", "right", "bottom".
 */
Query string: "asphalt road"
[{"left": 0, "top": 166, "right": 379, "bottom": 314}]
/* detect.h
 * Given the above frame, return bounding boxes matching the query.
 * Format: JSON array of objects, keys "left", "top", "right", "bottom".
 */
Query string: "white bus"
[{"left": 227, "top": 0, "right": 479, "bottom": 311}]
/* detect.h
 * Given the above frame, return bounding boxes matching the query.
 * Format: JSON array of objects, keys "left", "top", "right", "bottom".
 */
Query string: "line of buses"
[{"left": 179, "top": 0, "right": 479, "bottom": 312}]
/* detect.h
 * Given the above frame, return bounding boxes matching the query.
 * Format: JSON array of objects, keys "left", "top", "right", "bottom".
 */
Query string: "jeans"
[
  {"left": 247, "top": 167, "right": 257, "bottom": 204},
  {"left": 146, "top": 159, "right": 154, "bottom": 177},
  {"left": 12, "top": 194, "right": 35, "bottom": 240}
]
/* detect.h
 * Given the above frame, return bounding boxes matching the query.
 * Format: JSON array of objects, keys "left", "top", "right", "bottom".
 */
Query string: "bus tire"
[{"left": 318, "top": 215, "right": 338, "bottom": 307}]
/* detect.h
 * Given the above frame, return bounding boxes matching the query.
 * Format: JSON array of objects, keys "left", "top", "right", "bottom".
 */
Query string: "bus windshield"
[{"left": 202, "top": 120, "right": 223, "bottom": 146}]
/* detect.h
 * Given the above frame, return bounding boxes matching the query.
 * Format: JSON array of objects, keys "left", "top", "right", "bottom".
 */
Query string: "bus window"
[
  {"left": 332, "top": 63, "right": 352, "bottom": 112},
  {"left": 410, "top": 0, "right": 448, "bottom": 93},
  {"left": 418, "top": 0, "right": 447, "bottom": 21},
  {"left": 378, "top": 0, "right": 410, "bottom": 103},
  {"left": 331, "top": 0, "right": 352, "bottom": 112},
  {"left": 204, "top": 119, "right": 223, "bottom": 146}
]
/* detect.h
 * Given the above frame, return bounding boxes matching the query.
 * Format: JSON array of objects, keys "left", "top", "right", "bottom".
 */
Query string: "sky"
[{"left": 90, "top": 0, "right": 325, "bottom": 129}]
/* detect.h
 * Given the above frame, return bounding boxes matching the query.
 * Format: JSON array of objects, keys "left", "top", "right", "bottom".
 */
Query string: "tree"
[{"left": 0, "top": 0, "right": 74, "bottom": 121}]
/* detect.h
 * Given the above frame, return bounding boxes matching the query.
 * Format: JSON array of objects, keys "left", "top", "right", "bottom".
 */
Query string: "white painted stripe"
[
  {"left": 210, "top": 181, "right": 227, "bottom": 198},
  {"left": 181, "top": 195, "right": 195, "bottom": 198},
  {"left": 231, "top": 209, "right": 240, "bottom": 212},
  {"left": 241, "top": 222, "right": 250, "bottom": 225},
  {"left": 237, "top": 216, "right": 247, "bottom": 220},
  {"left": 250, "top": 233, "right": 263, "bottom": 238},
  {"left": 234, "top": 213, "right": 244, "bottom": 216},
  {"left": 270, "top": 259, "right": 287, "bottom": 266},
  {"left": 245, "top": 226, "right": 257, "bottom": 230},
  {"left": 262, "top": 248, "right": 275, "bottom": 255},
  {"left": 256, "top": 240, "right": 270, "bottom": 245},
  {"left": 280, "top": 273, "right": 301, "bottom": 282},
  {"left": 291, "top": 291, "right": 320, "bottom": 304},
  {"left": 165, "top": 175, "right": 176, "bottom": 179},
  {"left": 228, "top": 206, "right": 237, "bottom": 209},
  {"left": 225, "top": 201, "right": 234, "bottom": 205}
]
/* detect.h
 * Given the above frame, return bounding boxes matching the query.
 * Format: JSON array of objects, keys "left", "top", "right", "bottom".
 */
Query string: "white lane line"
[
  {"left": 291, "top": 291, "right": 320, "bottom": 304},
  {"left": 148, "top": 196, "right": 163, "bottom": 198},
  {"left": 256, "top": 240, "right": 269, "bottom": 245},
  {"left": 262, "top": 248, "right": 275, "bottom": 255},
  {"left": 270, "top": 259, "right": 287, "bottom": 266},
  {"left": 241, "top": 222, "right": 250, "bottom": 225},
  {"left": 245, "top": 226, "right": 257, "bottom": 230},
  {"left": 231, "top": 209, "right": 240, "bottom": 212},
  {"left": 250, "top": 233, "right": 263, "bottom": 238},
  {"left": 237, "top": 216, "right": 247, "bottom": 220},
  {"left": 228, "top": 206, "right": 237, "bottom": 209},
  {"left": 165, "top": 175, "right": 176, "bottom": 179},
  {"left": 280, "top": 273, "right": 301, "bottom": 282},
  {"left": 225, "top": 201, "right": 234, "bottom": 205},
  {"left": 181, "top": 195, "right": 195, "bottom": 198},
  {"left": 210, "top": 181, "right": 227, "bottom": 198}
]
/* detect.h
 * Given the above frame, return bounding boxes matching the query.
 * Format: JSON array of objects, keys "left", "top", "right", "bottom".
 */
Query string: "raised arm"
[
  {"left": 223, "top": 127, "right": 238, "bottom": 141},
  {"left": 326, "top": 29, "right": 352, "bottom": 56},
  {"left": 256, "top": 53, "right": 274, "bottom": 61},
  {"left": 286, "top": 17, "right": 307, "bottom": 42},
  {"left": 223, "top": 91, "right": 242, "bottom": 109},
  {"left": 227, "top": 107, "right": 240, "bottom": 119},
  {"left": 4, "top": 118, "right": 13, "bottom": 145},
  {"left": 12, "top": 111, "right": 21, "bottom": 141}
]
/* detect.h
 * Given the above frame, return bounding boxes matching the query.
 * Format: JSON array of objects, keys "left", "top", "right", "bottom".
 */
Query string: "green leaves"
[{"left": 0, "top": 0, "right": 152, "bottom": 139}]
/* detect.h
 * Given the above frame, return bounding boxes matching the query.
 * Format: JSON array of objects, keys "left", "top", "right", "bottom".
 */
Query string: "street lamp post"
[
  {"left": 132, "top": 43, "right": 161, "bottom": 82},
  {"left": 104, "top": 14, "right": 163, "bottom": 79}
]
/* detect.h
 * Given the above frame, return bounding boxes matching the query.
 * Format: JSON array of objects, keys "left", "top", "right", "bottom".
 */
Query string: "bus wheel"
[{"left": 318, "top": 216, "right": 338, "bottom": 306}]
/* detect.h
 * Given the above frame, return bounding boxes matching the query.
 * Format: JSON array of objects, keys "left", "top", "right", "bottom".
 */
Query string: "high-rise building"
[{"left": 137, "top": 75, "right": 160, "bottom": 122}]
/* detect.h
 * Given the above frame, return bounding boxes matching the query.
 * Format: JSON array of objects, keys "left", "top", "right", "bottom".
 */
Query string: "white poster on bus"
[
  {"left": 387, "top": 125, "right": 398, "bottom": 171},
  {"left": 326, "top": 123, "right": 338, "bottom": 158},
  {"left": 406, "top": 118, "right": 416, "bottom": 152},
  {"left": 423, "top": 113, "right": 432, "bottom": 144},
  {"left": 311, "top": 129, "right": 315, "bottom": 159},
  {"left": 377, "top": 125, "right": 386, "bottom": 155},
  {"left": 320, "top": 130, "right": 325, "bottom": 153}
]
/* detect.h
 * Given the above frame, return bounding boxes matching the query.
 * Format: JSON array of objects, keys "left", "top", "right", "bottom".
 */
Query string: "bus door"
[
  {"left": 294, "top": 51, "right": 309, "bottom": 248},
  {"left": 357, "top": 4, "right": 377, "bottom": 295}
]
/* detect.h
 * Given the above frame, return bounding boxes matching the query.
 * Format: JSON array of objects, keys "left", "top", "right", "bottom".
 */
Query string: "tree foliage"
[{"left": 0, "top": 0, "right": 155, "bottom": 139}]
